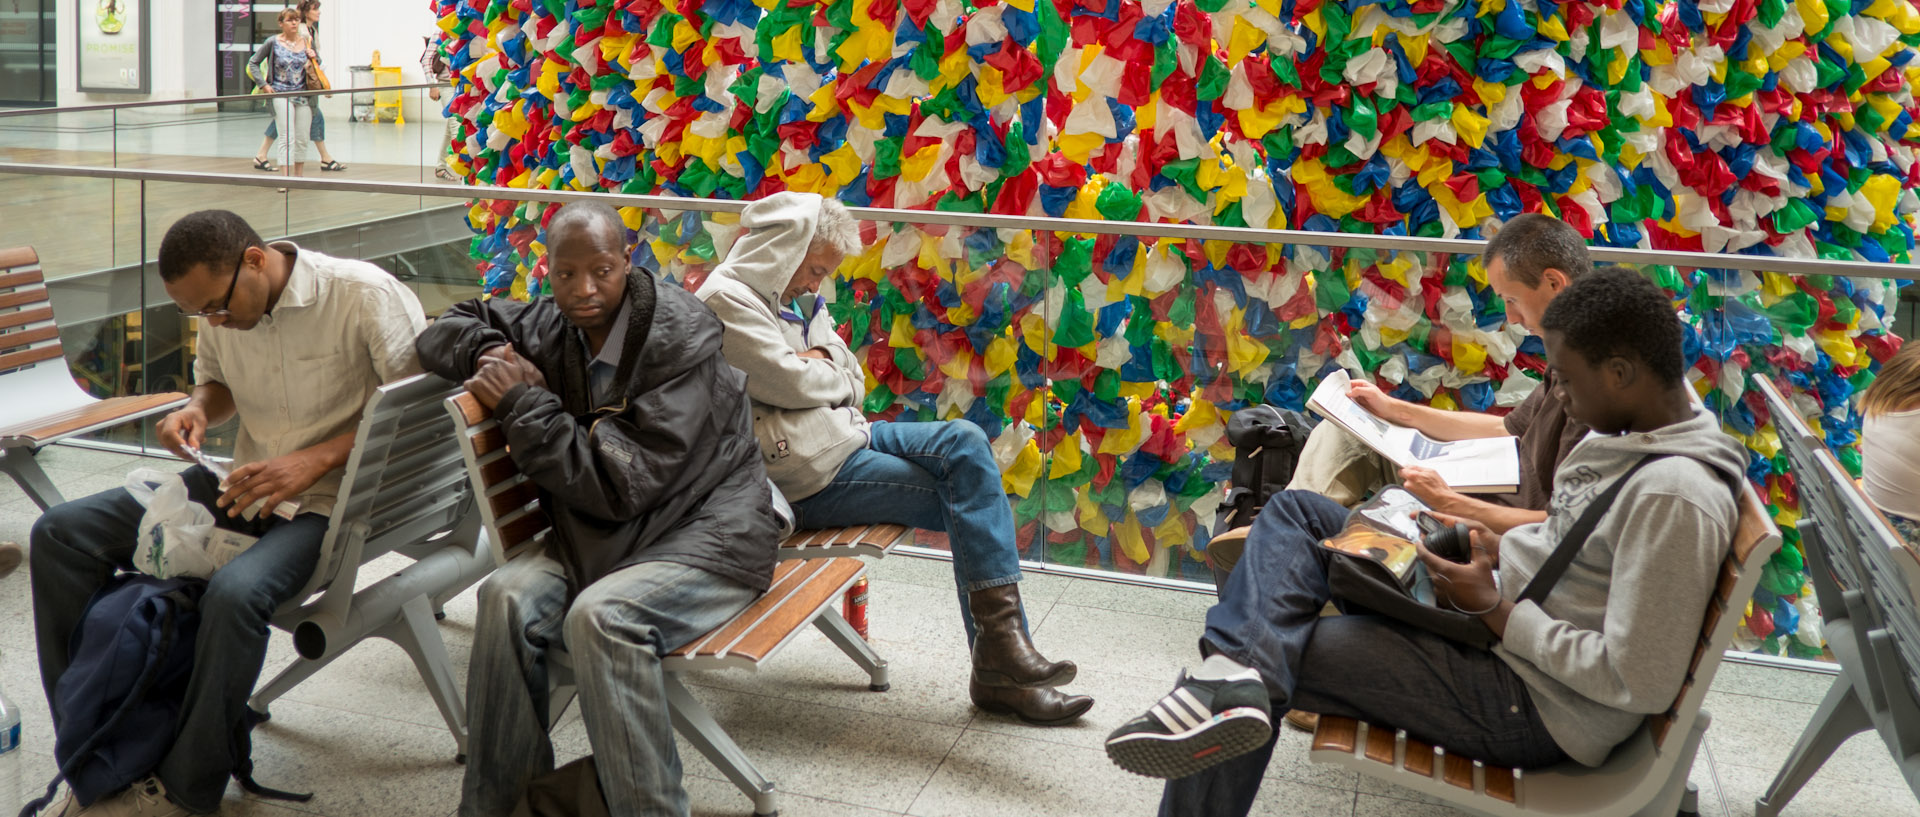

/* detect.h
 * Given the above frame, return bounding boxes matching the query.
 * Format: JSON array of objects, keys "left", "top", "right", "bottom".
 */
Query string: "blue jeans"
[
  {"left": 459, "top": 553, "right": 758, "bottom": 817},
  {"left": 791, "top": 420, "right": 1022, "bottom": 641},
  {"left": 30, "top": 466, "right": 326, "bottom": 814},
  {"left": 1161, "top": 491, "right": 1565, "bottom": 817}
]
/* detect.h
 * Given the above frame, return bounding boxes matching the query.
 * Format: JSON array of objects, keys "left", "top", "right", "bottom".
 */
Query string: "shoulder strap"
[{"left": 1516, "top": 454, "right": 1673, "bottom": 606}]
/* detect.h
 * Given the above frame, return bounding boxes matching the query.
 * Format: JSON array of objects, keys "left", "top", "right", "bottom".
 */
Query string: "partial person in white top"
[
  {"left": 28, "top": 209, "right": 424, "bottom": 817},
  {"left": 1861, "top": 339, "right": 1920, "bottom": 548}
]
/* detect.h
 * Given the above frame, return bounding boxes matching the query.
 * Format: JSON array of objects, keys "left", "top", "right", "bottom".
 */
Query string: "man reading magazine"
[
  {"left": 1284, "top": 214, "right": 1597, "bottom": 532},
  {"left": 1104, "top": 267, "right": 1745, "bottom": 817}
]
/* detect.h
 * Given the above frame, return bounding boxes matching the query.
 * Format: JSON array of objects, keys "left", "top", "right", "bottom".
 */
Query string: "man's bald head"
[{"left": 547, "top": 201, "right": 627, "bottom": 257}]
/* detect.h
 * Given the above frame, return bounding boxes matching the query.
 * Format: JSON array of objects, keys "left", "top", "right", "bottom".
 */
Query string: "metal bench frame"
[
  {"left": 246, "top": 373, "right": 490, "bottom": 761},
  {"left": 1751, "top": 375, "right": 1920, "bottom": 814},
  {"left": 1309, "top": 479, "right": 1781, "bottom": 817},
  {"left": 444, "top": 391, "right": 895, "bottom": 816},
  {"left": 0, "top": 246, "right": 186, "bottom": 510}
]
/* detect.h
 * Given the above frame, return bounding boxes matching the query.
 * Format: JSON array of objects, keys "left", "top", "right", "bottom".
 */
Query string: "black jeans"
[
  {"left": 30, "top": 466, "right": 327, "bottom": 813},
  {"left": 1162, "top": 491, "right": 1566, "bottom": 817}
]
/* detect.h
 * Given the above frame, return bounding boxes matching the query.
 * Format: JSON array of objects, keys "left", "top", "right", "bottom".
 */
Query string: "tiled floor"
[{"left": 1, "top": 444, "right": 1916, "bottom": 816}]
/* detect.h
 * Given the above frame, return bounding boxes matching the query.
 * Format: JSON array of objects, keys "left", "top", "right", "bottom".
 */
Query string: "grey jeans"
[
  {"left": 29, "top": 467, "right": 326, "bottom": 813},
  {"left": 458, "top": 552, "right": 757, "bottom": 817}
]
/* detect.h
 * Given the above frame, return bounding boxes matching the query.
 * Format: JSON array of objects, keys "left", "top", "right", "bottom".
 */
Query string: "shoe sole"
[
  {"left": 1105, "top": 708, "right": 1272, "bottom": 779},
  {"left": 973, "top": 696, "right": 1095, "bottom": 726}
]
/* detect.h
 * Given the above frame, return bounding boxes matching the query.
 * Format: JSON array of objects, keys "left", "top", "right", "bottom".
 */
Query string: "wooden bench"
[
  {"left": 1751, "top": 375, "right": 1920, "bottom": 815},
  {"left": 1309, "top": 481, "right": 1781, "bottom": 816},
  {"left": 446, "top": 391, "right": 890, "bottom": 817},
  {"left": 0, "top": 246, "right": 187, "bottom": 510},
  {"left": 247, "top": 373, "right": 489, "bottom": 761}
]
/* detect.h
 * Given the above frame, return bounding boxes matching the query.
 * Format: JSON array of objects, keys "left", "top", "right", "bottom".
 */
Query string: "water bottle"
[{"left": 0, "top": 663, "right": 20, "bottom": 817}]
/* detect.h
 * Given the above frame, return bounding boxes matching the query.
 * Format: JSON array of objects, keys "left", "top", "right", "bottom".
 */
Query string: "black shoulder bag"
[{"left": 1323, "top": 455, "right": 1671, "bottom": 648}]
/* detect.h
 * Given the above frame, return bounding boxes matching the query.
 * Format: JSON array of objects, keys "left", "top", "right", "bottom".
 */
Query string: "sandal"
[
  {"left": 319, "top": 160, "right": 347, "bottom": 172},
  {"left": 434, "top": 168, "right": 455, "bottom": 181},
  {"left": 252, "top": 157, "right": 277, "bottom": 172}
]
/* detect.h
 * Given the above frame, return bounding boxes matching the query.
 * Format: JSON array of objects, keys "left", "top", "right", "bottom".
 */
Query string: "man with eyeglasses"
[{"left": 28, "top": 209, "right": 424, "bottom": 817}]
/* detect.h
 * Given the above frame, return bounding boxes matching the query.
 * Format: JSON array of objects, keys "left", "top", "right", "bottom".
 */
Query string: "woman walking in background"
[
  {"left": 247, "top": 9, "right": 318, "bottom": 182},
  {"left": 250, "top": 0, "right": 346, "bottom": 173}
]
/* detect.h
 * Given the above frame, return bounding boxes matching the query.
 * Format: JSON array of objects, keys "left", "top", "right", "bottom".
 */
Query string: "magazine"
[
  {"left": 1318, "top": 487, "right": 1437, "bottom": 604},
  {"left": 1306, "top": 370, "right": 1521, "bottom": 494}
]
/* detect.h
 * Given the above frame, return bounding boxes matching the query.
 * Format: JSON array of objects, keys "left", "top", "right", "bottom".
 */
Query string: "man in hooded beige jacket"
[{"left": 696, "top": 192, "right": 1093, "bottom": 725}]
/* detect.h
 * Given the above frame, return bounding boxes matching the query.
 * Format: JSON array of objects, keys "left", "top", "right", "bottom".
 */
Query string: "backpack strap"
[{"left": 1516, "top": 455, "right": 1673, "bottom": 607}]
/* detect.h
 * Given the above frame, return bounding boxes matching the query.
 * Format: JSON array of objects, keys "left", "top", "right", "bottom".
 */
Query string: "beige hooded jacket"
[{"left": 695, "top": 192, "right": 870, "bottom": 500}]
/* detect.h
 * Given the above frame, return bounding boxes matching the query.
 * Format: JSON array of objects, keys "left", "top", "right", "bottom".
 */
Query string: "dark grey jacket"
[{"left": 416, "top": 271, "right": 779, "bottom": 595}]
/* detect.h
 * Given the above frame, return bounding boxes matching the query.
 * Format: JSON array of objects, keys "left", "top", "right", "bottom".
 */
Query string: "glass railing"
[
  {"left": 0, "top": 162, "right": 1911, "bottom": 661},
  {"left": 0, "top": 84, "right": 460, "bottom": 282}
]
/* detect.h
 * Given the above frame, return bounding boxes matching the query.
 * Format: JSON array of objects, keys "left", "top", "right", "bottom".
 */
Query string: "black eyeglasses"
[{"left": 179, "top": 254, "right": 245, "bottom": 318}]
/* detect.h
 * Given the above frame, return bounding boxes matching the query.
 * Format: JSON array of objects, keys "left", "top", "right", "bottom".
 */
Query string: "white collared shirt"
[{"left": 193, "top": 241, "right": 426, "bottom": 517}]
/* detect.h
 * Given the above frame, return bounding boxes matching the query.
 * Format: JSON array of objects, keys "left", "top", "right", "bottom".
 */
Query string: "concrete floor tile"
[
  {"left": 243, "top": 698, "right": 467, "bottom": 817},
  {"left": 1710, "top": 661, "right": 1839, "bottom": 707},
  {"left": 1703, "top": 690, "right": 1912, "bottom": 790},
  {"left": 1024, "top": 602, "right": 1204, "bottom": 684},
  {"left": 906, "top": 730, "right": 1162, "bottom": 817},
  {"left": 1053, "top": 578, "right": 1216, "bottom": 624},
  {"left": 1351, "top": 793, "right": 1465, "bottom": 816},
  {"left": 1717, "top": 758, "right": 1920, "bottom": 817},
  {"left": 665, "top": 684, "right": 963, "bottom": 813}
]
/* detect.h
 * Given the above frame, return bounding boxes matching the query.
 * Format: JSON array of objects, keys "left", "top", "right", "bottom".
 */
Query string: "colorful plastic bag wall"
[{"left": 433, "top": 0, "right": 1912, "bottom": 658}]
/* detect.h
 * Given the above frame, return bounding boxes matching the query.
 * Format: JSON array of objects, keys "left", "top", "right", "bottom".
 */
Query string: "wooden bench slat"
[
  {"left": 478, "top": 454, "right": 519, "bottom": 490},
  {"left": 674, "top": 560, "right": 823, "bottom": 657},
  {"left": 724, "top": 558, "right": 865, "bottom": 662},
  {"left": 497, "top": 507, "right": 550, "bottom": 552},
  {"left": 0, "top": 247, "right": 38, "bottom": 270},
  {"left": 488, "top": 479, "right": 541, "bottom": 519},
  {"left": 0, "top": 392, "right": 188, "bottom": 443},
  {"left": 0, "top": 305, "right": 54, "bottom": 333},
  {"left": 1311, "top": 715, "right": 1360, "bottom": 754},
  {"left": 0, "top": 288, "right": 48, "bottom": 312},
  {"left": 470, "top": 426, "right": 507, "bottom": 457},
  {"left": 1484, "top": 767, "right": 1517, "bottom": 803},
  {"left": 1363, "top": 723, "right": 1396, "bottom": 765},
  {"left": 1404, "top": 742, "right": 1434, "bottom": 778},
  {"left": 0, "top": 324, "right": 60, "bottom": 356},
  {"left": 1442, "top": 753, "right": 1475, "bottom": 790},
  {"left": 0, "top": 342, "right": 60, "bottom": 374},
  {"left": 0, "top": 268, "right": 45, "bottom": 291},
  {"left": 452, "top": 392, "right": 487, "bottom": 426}
]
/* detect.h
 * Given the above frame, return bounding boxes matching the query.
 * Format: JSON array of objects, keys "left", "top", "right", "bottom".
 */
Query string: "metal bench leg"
[
  {"left": 1635, "top": 711, "right": 1712, "bottom": 817},
  {"left": 1, "top": 447, "right": 64, "bottom": 511},
  {"left": 248, "top": 653, "right": 331, "bottom": 718},
  {"left": 1756, "top": 676, "right": 1873, "bottom": 817},
  {"left": 664, "top": 673, "right": 778, "bottom": 817},
  {"left": 383, "top": 594, "right": 471, "bottom": 762},
  {"left": 546, "top": 661, "right": 577, "bottom": 730},
  {"left": 814, "top": 607, "right": 890, "bottom": 692}
]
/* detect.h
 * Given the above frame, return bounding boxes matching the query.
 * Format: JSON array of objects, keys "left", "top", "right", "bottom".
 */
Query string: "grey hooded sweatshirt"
[
  {"left": 1491, "top": 408, "right": 1746, "bottom": 767},
  {"left": 694, "top": 192, "right": 870, "bottom": 500}
]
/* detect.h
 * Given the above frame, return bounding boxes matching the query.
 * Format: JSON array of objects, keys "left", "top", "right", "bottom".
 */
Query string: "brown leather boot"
[
  {"left": 968, "top": 583, "right": 1076, "bottom": 688},
  {"left": 970, "top": 680, "right": 1094, "bottom": 726}
]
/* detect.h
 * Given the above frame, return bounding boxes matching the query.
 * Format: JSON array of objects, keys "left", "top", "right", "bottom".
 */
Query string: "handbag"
[
  {"left": 304, "top": 59, "right": 330, "bottom": 92},
  {"left": 1323, "top": 454, "right": 1672, "bottom": 648}
]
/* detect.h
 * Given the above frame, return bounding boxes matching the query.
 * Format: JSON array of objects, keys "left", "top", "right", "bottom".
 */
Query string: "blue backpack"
[{"left": 20, "top": 574, "right": 308, "bottom": 816}]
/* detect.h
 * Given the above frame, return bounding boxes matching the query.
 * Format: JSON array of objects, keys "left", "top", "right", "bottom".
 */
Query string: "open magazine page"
[
  {"left": 1321, "top": 487, "right": 1429, "bottom": 583},
  {"left": 1305, "top": 370, "right": 1522, "bottom": 493}
]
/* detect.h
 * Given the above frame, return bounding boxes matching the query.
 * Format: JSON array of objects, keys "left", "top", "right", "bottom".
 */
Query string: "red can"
[{"left": 844, "top": 576, "right": 870, "bottom": 640}]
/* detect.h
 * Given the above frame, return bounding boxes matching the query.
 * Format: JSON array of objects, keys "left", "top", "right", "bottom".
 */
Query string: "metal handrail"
[
  {"left": 1, "top": 160, "right": 1914, "bottom": 280},
  {"left": 0, "top": 82, "right": 448, "bottom": 120}
]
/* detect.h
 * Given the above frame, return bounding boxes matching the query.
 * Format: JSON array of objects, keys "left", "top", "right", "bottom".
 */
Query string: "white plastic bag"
[{"left": 126, "top": 468, "right": 219, "bottom": 579}]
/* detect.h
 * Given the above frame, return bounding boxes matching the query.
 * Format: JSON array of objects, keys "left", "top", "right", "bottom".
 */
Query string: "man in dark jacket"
[{"left": 416, "top": 201, "right": 780, "bottom": 817}]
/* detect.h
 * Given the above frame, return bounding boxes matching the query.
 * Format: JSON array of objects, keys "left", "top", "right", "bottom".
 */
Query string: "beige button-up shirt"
[{"left": 193, "top": 241, "right": 426, "bottom": 517}]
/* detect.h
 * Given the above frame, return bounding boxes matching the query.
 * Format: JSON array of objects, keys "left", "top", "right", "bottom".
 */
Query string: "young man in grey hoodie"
[
  {"left": 694, "top": 192, "right": 1093, "bottom": 726},
  {"left": 1104, "top": 267, "right": 1747, "bottom": 816}
]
